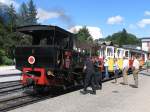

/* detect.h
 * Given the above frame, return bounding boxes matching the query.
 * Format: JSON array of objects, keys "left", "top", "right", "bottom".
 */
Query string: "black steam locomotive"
[{"left": 15, "top": 25, "right": 85, "bottom": 91}]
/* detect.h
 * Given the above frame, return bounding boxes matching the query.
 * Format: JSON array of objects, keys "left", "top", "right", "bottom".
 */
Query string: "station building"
[{"left": 141, "top": 37, "right": 150, "bottom": 52}]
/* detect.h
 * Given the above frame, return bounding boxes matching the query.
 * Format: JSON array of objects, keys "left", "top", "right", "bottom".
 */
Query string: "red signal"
[{"left": 28, "top": 56, "right": 35, "bottom": 64}]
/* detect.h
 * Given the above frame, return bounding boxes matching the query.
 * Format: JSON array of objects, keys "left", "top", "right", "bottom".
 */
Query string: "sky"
[{"left": 1, "top": 0, "right": 150, "bottom": 39}]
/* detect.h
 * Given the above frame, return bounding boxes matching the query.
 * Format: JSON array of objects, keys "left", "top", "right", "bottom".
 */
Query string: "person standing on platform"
[
  {"left": 104, "top": 58, "right": 109, "bottom": 79},
  {"left": 94, "top": 57, "right": 102, "bottom": 90},
  {"left": 80, "top": 57, "right": 96, "bottom": 95},
  {"left": 132, "top": 56, "right": 140, "bottom": 88},
  {"left": 122, "top": 57, "right": 129, "bottom": 85},
  {"left": 113, "top": 58, "right": 119, "bottom": 84}
]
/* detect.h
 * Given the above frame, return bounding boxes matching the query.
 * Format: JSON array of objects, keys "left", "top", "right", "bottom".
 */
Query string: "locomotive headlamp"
[
  {"left": 47, "top": 70, "right": 54, "bottom": 76},
  {"left": 28, "top": 56, "right": 35, "bottom": 64}
]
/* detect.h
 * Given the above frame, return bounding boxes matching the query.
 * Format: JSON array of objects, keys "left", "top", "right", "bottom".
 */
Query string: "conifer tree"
[
  {"left": 7, "top": 4, "right": 17, "bottom": 32},
  {"left": 17, "top": 2, "right": 28, "bottom": 26},
  {"left": 27, "top": 0, "right": 37, "bottom": 25}
]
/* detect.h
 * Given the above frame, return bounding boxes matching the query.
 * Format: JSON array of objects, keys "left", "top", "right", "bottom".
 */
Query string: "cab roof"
[{"left": 16, "top": 25, "right": 73, "bottom": 38}]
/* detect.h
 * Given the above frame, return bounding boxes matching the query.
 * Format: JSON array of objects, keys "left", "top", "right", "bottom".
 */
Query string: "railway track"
[
  {"left": 0, "top": 85, "right": 23, "bottom": 94},
  {"left": 0, "top": 81, "right": 21, "bottom": 89},
  {"left": 0, "top": 85, "right": 82, "bottom": 112},
  {"left": 0, "top": 81, "right": 23, "bottom": 97},
  {"left": 0, "top": 92, "right": 34, "bottom": 111}
]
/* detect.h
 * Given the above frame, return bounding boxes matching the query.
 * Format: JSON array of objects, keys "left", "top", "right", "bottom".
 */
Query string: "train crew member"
[
  {"left": 80, "top": 57, "right": 96, "bottom": 95},
  {"left": 122, "top": 57, "right": 129, "bottom": 85},
  {"left": 132, "top": 56, "right": 140, "bottom": 88},
  {"left": 64, "top": 56, "right": 71, "bottom": 69},
  {"left": 94, "top": 57, "right": 102, "bottom": 89},
  {"left": 104, "top": 58, "right": 109, "bottom": 79},
  {"left": 113, "top": 58, "right": 119, "bottom": 84}
]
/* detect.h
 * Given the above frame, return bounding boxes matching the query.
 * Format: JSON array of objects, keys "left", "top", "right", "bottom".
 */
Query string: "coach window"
[
  {"left": 117, "top": 49, "right": 120, "bottom": 58},
  {"left": 107, "top": 47, "right": 114, "bottom": 57},
  {"left": 119, "top": 49, "right": 124, "bottom": 58},
  {"left": 99, "top": 48, "right": 103, "bottom": 58},
  {"left": 125, "top": 50, "right": 129, "bottom": 58}
]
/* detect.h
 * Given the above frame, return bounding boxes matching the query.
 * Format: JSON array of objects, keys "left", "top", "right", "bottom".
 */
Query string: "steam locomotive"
[{"left": 15, "top": 25, "right": 85, "bottom": 91}]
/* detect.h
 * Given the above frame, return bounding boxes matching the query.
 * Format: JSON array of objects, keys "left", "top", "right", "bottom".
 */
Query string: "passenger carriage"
[{"left": 98, "top": 45, "right": 149, "bottom": 76}]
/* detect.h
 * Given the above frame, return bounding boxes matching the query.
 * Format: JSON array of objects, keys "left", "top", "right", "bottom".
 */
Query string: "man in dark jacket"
[
  {"left": 80, "top": 57, "right": 96, "bottom": 95},
  {"left": 94, "top": 58, "right": 102, "bottom": 90}
]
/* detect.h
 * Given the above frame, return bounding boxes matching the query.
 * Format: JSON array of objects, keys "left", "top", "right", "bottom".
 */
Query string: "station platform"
[
  {"left": 0, "top": 66, "right": 21, "bottom": 82},
  {"left": 9, "top": 69, "right": 150, "bottom": 112},
  {"left": 0, "top": 66, "right": 21, "bottom": 75},
  {"left": 0, "top": 66, "right": 15, "bottom": 71}
]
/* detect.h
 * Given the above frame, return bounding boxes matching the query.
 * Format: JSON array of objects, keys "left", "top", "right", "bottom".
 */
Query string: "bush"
[
  {"left": 0, "top": 49, "right": 5, "bottom": 65},
  {"left": 2, "top": 56, "right": 13, "bottom": 65},
  {"left": 0, "top": 49, "right": 14, "bottom": 65},
  {"left": 0, "top": 49, "right": 5, "bottom": 56}
]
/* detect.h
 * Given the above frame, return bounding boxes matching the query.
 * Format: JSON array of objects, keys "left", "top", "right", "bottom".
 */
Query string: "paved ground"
[
  {"left": 9, "top": 69, "right": 150, "bottom": 112},
  {"left": 0, "top": 66, "right": 21, "bottom": 82}
]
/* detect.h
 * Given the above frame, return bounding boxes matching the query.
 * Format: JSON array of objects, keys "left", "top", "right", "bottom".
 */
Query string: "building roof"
[
  {"left": 141, "top": 37, "right": 150, "bottom": 39},
  {"left": 141, "top": 37, "right": 150, "bottom": 42}
]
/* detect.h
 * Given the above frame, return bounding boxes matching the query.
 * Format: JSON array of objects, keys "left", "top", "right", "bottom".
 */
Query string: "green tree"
[
  {"left": 0, "top": 16, "right": 4, "bottom": 26},
  {"left": 27, "top": 0, "right": 38, "bottom": 25},
  {"left": 0, "top": 49, "right": 5, "bottom": 64},
  {"left": 120, "top": 28, "right": 127, "bottom": 46},
  {"left": 76, "top": 26, "right": 93, "bottom": 42},
  {"left": 105, "top": 28, "right": 141, "bottom": 47},
  {"left": 7, "top": 4, "right": 17, "bottom": 32},
  {"left": 0, "top": 1, "right": 36, "bottom": 65},
  {"left": 17, "top": 0, "right": 38, "bottom": 26},
  {"left": 17, "top": 2, "right": 28, "bottom": 26}
]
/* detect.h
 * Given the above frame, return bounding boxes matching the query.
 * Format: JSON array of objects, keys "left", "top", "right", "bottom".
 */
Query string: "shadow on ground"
[
  {"left": 139, "top": 72, "right": 150, "bottom": 76},
  {"left": 129, "top": 84, "right": 138, "bottom": 88}
]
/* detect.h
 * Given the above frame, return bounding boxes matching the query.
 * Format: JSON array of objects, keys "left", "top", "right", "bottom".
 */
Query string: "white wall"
[{"left": 142, "top": 42, "right": 148, "bottom": 51}]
